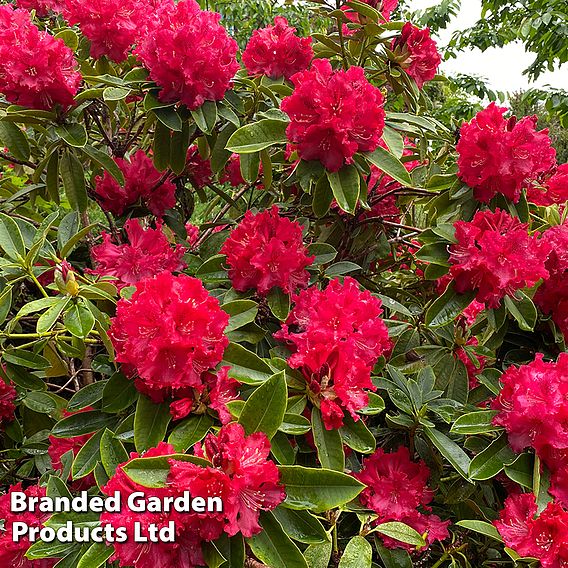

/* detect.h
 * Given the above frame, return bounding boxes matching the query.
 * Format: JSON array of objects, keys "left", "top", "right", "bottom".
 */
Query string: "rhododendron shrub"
[{"left": 3, "top": 1, "right": 568, "bottom": 567}]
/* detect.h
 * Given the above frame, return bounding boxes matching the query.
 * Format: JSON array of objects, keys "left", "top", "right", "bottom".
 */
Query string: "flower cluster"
[
  {"left": 355, "top": 447, "right": 450, "bottom": 550},
  {"left": 185, "top": 145, "right": 213, "bottom": 189},
  {"left": 0, "top": 378, "right": 16, "bottom": 424},
  {"left": 275, "top": 277, "right": 391, "bottom": 429},
  {"left": 0, "top": 5, "right": 81, "bottom": 110},
  {"left": 449, "top": 209, "right": 550, "bottom": 308},
  {"left": 341, "top": 0, "right": 399, "bottom": 35},
  {"left": 242, "top": 17, "right": 313, "bottom": 80},
  {"left": 170, "top": 422, "right": 285, "bottom": 537},
  {"left": 62, "top": 0, "right": 150, "bottom": 62},
  {"left": 221, "top": 206, "right": 314, "bottom": 295},
  {"left": 527, "top": 163, "right": 568, "bottom": 206},
  {"left": 94, "top": 150, "right": 176, "bottom": 217},
  {"left": 90, "top": 219, "right": 186, "bottom": 290},
  {"left": 0, "top": 483, "right": 56, "bottom": 568},
  {"left": 535, "top": 223, "right": 568, "bottom": 339},
  {"left": 391, "top": 23, "right": 441, "bottom": 89},
  {"left": 281, "top": 59, "right": 386, "bottom": 172},
  {"left": 495, "top": 493, "right": 568, "bottom": 567},
  {"left": 457, "top": 103, "right": 557, "bottom": 203},
  {"left": 108, "top": 272, "right": 229, "bottom": 405},
  {"left": 135, "top": 0, "right": 239, "bottom": 109},
  {"left": 17, "top": 0, "right": 62, "bottom": 16}
]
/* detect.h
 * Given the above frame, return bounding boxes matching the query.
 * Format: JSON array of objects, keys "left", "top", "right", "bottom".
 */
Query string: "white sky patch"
[{"left": 411, "top": 0, "right": 568, "bottom": 93}]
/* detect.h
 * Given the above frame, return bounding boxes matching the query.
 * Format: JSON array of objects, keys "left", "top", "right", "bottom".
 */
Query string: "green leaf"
[
  {"left": 101, "top": 372, "right": 138, "bottom": 413},
  {"left": 303, "top": 542, "right": 333, "bottom": 568},
  {"left": 504, "top": 453, "right": 534, "bottom": 489},
  {"left": 326, "top": 165, "right": 360, "bottom": 214},
  {"left": 308, "top": 243, "right": 337, "bottom": 265},
  {"left": 278, "top": 466, "right": 365, "bottom": 512},
  {"left": 52, "top": 410, "right": 117, "bottom": 438},
  {"left": 424, "top": 427, "right": 471, "bottom": 479},
  {"left": 382, "top": 125, "right": 404, "bottom": 157},
  {"left": 339, "top": 414, "right": 376, "bottom": 454},
  {"left": 56, "top": 123, "right": 87, "bottom": 147},
  {"left": 456, "top": 520, "right": 503, "bottom": 542},
  {"left": 153, "top": 120, "right": 171, "bottom": 172},
  {"left": 375, "top": 540, "right": 412, "bottom": 568},
  {"left": 239, "top": 371, "right": 287, "bottom": 439},
  {"left": 64, "top": 301, "right": 95, "bottom": 339},
  {"left": 100, "top": 429, "right": 128, "bottom": 477},
  {"left": 60, "top": 150, "right": 87, "bottom": 212},
  {"left": 0, "top": 213, "right": 26, "bottom": 260},
  {"left": 23, "top": 392, "right": 57, "bottom": 414},
  {"left": 222, "top": 299, "right": 258, "bottom": 333},
  {"left": 226, "top": 119, "right": 288, "bottom": 153},
  {"left": 468, "top": 433, "right": 517, "bottom": 481},
  {"left": 134, "top": 395, "right": 172, "bottom": 452},
  {"left": 191, "top": 100, "right": 218, "bottom": 134},
  {"left": 451, "top": 410, "right": 500, "bottom": 435},
  {"left": 312, "top": 175, "right": 334, "bottom": 218},
  {"left": 72, "top": 429, "right": 104, "bottom": 479},
  {"left": 82, "top": 145, "right": 124, "bottom": 185},
  {"left": 170, "top": 122, "right": 192, "bottom": 174},
  {"left": 168, "top": 413, "right": 214, "bottom": 452},
  {"left": 248, "top": 511, "right": 308, "bottom": 568},
  {"left": 0, "top": 286, "right": 12, "bottom": 325},
  {"left": 272, "top": 508, "right": 329, "bottom": 544},
  {"left": 76, "top": 542, "right": 114, "bottom": 568},
  {"left": 3, "top": 348, "right": 50, "bottom": 369},
  {"left": 365, "top": 146, "right": 412, "bottom": 187},
  {"left": 154, "top": 106, "right": 182, "bottom": 132},
  {"left": 338, "top": 536, "right": 372, "bottom": 568},
  {"left": 425, "top": 286, "right": 476, "bottom": 328},
  {"left": 267, "top": 287, "right": 290, "bottom": 321},
  {"left": 0, "top": 121, "right": 30, "bottom": 161},
  {"left": 26, "top": 539, "right": 76, "bottom": 560},
  {"left": 279, "top": 413, "right": 311, "bottom": 435},
  {"left": 311, "top": 407, "right": 345, "bottom": 471},
  {"left": 504, "top": 292, "right": 537, "bottom": 331},
  {"left": 54, "top": 29, "right": 79, "bottom": 50},
  {"left": 325, "top": 261, "right": 361, "bottom": 277},
  {"left": 222, "top": 343, "right": 274, "bottom": 384},
  {"left": 372, "top": 522, "right": 426, "bottom": 547},
  {"left": 37, "top": 297, "right": 70, "bottom": 334},
  {"left": 359, "top": 392, "right": 385, "bottom": 415}
]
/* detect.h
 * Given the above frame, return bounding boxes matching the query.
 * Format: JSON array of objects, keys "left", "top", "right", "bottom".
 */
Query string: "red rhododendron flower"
[
  {"left": 457, "top": 103, "right": 556, "bottom": 203},
  {"left": 170, "top": 422, "right": 285, "bottom": 538},
  {"left": 221, "top": 206, "right": 314, "bottom": 295},
  {"left": 0, "top": 483, "right": 57, "bottom": 568},
  {"left": 221, "top": 154, "right": 246, "bottom": 187},
  {"left": 492, "top": 354, "right": 568, "bottom": 456},
  {"left": 185, "top": 145, "right": 213, "bottom": 189},
  {"left": 17, "top": 0, "right": 63, "bottom": 16},
  {"left": 0, "top": 5, "right": 81, "bottom": 110},
  {"left": 242, "top": 16, "right": 313, "bottom": 80},
  {"left": 102, "top": 442, "right": 210, "bottom": 568},
  {"left": 281, "top": 59, "right": 386, "bottom": 172},
  {"left": 355, "top": 447, "right": 450, "bottom": 550},
  {"left": 185, "top": 222, "right": 199, "bottom": 249},
  {"left": 455, "top": 337, "right": 487, "bottom": 389},
  {"left": 527, "top": 164, "right": 568, "bottom": 205},
  {"left": 495, "top": 493, "right": 568, "bottom": 567},
  {"left": 0, "top": 378, "right": 17, "bottom": 424},
  {"left": 449, "top": 209, "right": 550, "bottom": 308},
  {"left": 392, "top": 23, "right": 441, "bottom": 89},
  {"left": 94, "top": 150, "right": 176, "bottom": 217},
  {"left": 90, "top": 219, "right": 186, "bottom": 290},
  {"left": 62, "top": 0, "right": 152, "bottom": 62},
  {"left": 109, "top": 272, "right": 229, "bottom": 401},
  {"left": 535, "top": 224, "right": 568, "bottom": 339},
  {"left": 135, "top": 0, "right": 239, "bottom": 110},
  {"left": 275, "top": 277, "right": 391, "bottom": 429},
  {"left": 49, "top": 408, "right": 96, "bottom": 490}
]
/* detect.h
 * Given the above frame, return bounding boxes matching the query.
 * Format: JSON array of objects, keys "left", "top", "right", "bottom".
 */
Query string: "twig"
[{"left": 0, "top": 151, "right": 36, "bottom": 169}]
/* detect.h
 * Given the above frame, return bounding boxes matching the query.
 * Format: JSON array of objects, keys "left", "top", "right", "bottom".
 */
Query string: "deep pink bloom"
[
  {"left": 135, "top": 0, "right": 239, "bottom": 110},
  {"left": 94, "top": 150, "right": 176, "bottom": 217},
  {"left": 449, "top": 209, "right": 551, "bottom": 308},
  {"left": 17, "top": 0, "right": 63, "bottom": 16},
  {"left": 457, "top": 103, "right": 556, "bottom": 203},
  {"left": 281, "top": 59, "right": 386, "bottom": 172},
  {"left": 492, "top": 354, "right": 568, "bottom": 456},
  {"left": 0, "top": 378, "right": 17, "bottom": 424},
  {"left": 494, "top": 493, "right": 538, "bottom": 557},
  {"left": 185, "top": 222, "right": 199, "bottom": 249},
  {"left": 392, "top": 23, "right": 441, "bottom": 89},
  {"left": 90, "top": 219, "right": 186, "bottom": 290},
  {"left": 0, "top": 483, "right": 57, "bottom": 568},
  {"left": 242, "top": 16, "right": 313, "bottom": 80},
  {"left": 185, "top": 145, "right": 213, "bottom": 189},
  {"left": 527, "top": 165, "right": 568, "bottom": 205},
  {"left": 220, "top": 154, "right": 263, "bottom": 188},
  {"left": 169, "top": 423, "right": 285, "bottom": 538},
  {"left": 355, "top": 447, "right": 450, "bottom": 551},
  {"left": 221, "top": 206, "right": 314, "bottom": 295},
  {"left": 275, "top": 277, "right": 391, "bottom": 429},
  {"left": 109, "top": 272, "right": 229, "bottom": 401},
  {"left": 455, "top": 337, "right": 486, "bottom": 389},
  {"left": 62, "top": 0, "right": 152, "bottom": 62},
  {"left": 0, "top": 5, "right": 81, "bottom": 110}
]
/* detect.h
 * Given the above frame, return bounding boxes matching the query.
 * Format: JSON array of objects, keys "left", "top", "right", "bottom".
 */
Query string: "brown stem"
[{"left": 0, "top": 151, "right": 36, "bottom": 169}]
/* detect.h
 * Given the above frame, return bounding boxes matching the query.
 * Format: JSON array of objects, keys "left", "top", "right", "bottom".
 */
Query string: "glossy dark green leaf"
[
  {"left": 226, "top": 119, "right": 288, "bottom": 153},
  {"left": 134, "top": 395, "right": 172, "bottom": 452},
  {"left": 311, "top": 407, "right": 345, "bottom": 471}
]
